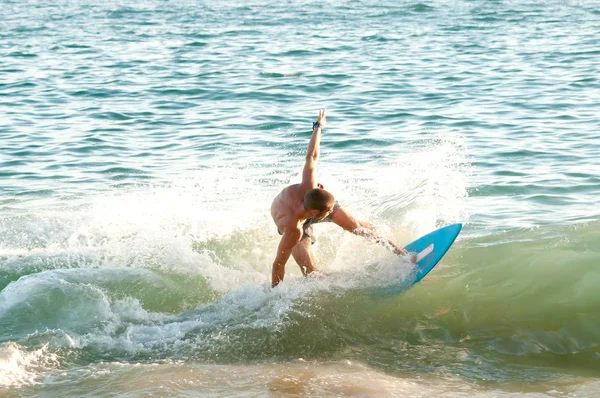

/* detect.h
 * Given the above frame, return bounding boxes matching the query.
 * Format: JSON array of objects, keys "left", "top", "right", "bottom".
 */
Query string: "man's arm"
[
  {"left": 272, "top": 229, "right": 302, "bottom": 287},
  {"left": 352, "top": 224, "right": 409, "bottom": 256},
  {"left": 300, "top": 109, "right": 327, "bottom": 189},
  {"left": 330, "top": 207, "right": 409, "bottom": 256}
]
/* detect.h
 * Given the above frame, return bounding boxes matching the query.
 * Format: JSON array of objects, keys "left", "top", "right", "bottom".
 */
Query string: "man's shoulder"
[
  {"left": 279, "top": 214, "right": 302, "bottom": 230},
  {"left": 280, "top": 224, "right": 302, "bottom": 239},
  {"left": 282, "top": 183, "right": 301, "bottom": 193},
  {"left": 286, "top": 183, "right": 310, "bottom": 197}
]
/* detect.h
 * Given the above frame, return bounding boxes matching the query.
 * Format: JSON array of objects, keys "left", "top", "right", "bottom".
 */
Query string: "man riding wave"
[{"left": 270, "top": 109, "right": 410, "bottom": 287}]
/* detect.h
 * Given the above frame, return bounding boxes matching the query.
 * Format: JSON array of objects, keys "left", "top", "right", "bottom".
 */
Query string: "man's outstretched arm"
[
  {"left": 272, "top": 229, "right": 302, "bottom": 287},
  {"left": 330, "top": 207, "right": 409, "bottom": 256},
  {"left": 301, "top": 109, "right": 327, "bottom": 189}
]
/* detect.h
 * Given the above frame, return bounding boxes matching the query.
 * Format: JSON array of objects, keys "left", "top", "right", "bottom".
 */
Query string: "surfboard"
[{"left": 372, "top": 223, "right": 462, "bottom": 297}]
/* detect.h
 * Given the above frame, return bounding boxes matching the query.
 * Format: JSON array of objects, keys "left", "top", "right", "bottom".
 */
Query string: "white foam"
[
  {"left": 1, "top": 133, "right": 469, "bottom": 286},
  {"left": 66, "top": 249, "right": 416, "bottom": 355},
  {"left": 0, "top": 136, "right": 470, "bottom": 357},
  {"left": 0, "top": 343, "right": 59, "bottom": 388}
]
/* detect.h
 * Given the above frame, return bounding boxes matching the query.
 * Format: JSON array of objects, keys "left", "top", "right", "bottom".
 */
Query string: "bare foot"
[{"left": 306, "top": 270, "right": 330, "bottom": 279}]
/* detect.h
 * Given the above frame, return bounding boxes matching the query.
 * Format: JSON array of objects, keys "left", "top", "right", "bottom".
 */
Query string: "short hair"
[{"left": 304, "top": 189, "right": 335, "bottom": 211}]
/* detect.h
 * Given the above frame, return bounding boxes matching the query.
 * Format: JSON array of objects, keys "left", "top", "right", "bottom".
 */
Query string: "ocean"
[{"left": 1, "top": 0, "right": 600, "bottom": 396}]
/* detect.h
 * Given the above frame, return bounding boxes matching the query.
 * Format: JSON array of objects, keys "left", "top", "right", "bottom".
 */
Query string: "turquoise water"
[{"left": 2, "top": 0, "right": 600, "bottom": 395}]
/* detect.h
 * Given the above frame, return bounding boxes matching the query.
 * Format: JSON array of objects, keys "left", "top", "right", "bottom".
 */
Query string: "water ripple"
[{"left": 0, "top": 0, "right": 598, "bottom": 227}]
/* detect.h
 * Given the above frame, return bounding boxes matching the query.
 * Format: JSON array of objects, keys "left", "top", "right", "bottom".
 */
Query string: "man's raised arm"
[{"left": 301, "top": 109, "right": 327, "bottom": 189}]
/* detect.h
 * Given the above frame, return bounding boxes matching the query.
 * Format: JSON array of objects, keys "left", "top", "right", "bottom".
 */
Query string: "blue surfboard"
[{"left": 372, "top": 223, "right": 462, "bottom": 297}]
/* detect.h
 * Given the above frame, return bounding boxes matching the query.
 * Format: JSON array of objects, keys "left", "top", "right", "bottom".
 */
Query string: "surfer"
[{"left": 270, "top": 109, "right": 410, "bottom": 287}]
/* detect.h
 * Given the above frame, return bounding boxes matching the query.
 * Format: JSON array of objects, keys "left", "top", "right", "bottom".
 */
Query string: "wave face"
[{"left": 1, "top": 148, "right": 599, "bottom": 394}]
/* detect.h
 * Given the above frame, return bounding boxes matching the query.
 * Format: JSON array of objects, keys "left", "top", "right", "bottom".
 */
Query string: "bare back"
[{"left": 270, "top": 183, "right": 313, "bottom": 233}]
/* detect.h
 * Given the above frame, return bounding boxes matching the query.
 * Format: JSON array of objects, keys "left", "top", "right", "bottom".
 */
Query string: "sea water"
[{"left": 1, "top": 0, "right": 600, "bottom": 396}]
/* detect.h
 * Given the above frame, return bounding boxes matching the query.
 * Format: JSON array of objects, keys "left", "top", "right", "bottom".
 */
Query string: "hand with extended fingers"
[{"left": 314, "top": 109, "right": 326, "bottom": 130}]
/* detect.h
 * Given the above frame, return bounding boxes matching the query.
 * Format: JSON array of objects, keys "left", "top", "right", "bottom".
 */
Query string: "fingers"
[
  {"left": 317, "top": 109, "right": 326, "bottom": 125},
  {"left": 315, "top": 109, "right": 327, "bottom": 129}
]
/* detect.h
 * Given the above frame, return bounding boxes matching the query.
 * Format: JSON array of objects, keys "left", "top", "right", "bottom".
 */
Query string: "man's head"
[{"left": 304, "top": 188, "right": 335, "bottom": 220}]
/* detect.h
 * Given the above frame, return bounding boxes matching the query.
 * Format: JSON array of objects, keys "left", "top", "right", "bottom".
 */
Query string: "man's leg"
[{"left": 292, "top": 237, "right": 318, "bottom": 276}]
